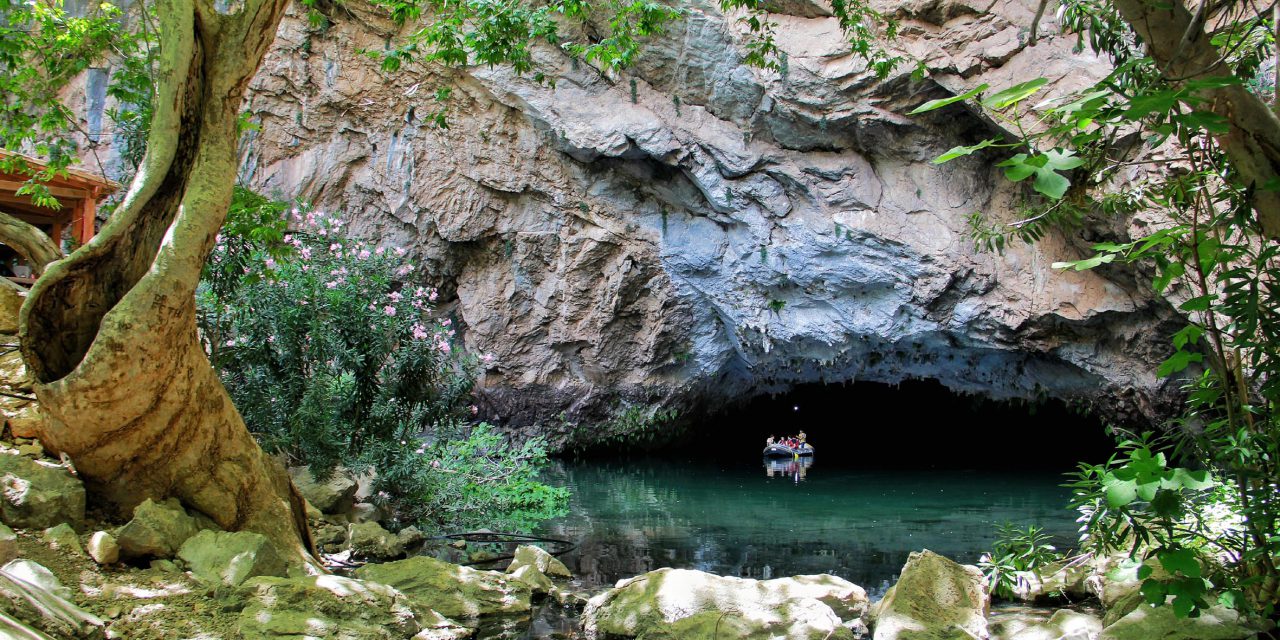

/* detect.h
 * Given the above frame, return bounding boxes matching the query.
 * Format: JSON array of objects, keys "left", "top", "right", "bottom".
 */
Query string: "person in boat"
[{"left": 766, "top": 435, "right": 776, "bottom": 446}]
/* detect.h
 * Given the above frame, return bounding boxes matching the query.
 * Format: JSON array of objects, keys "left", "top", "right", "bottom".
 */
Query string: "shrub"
[
  {"left": 199, "top": 195, "right": 566, "bottom": 532},
  {"left": 979, "top": 522, "right": 1063, "bottom": 601}
]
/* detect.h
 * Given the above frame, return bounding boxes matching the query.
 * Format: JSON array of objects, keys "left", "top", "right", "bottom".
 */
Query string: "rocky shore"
[{"left": 1, "top": 441, "right": 1269, "bottom": 639}]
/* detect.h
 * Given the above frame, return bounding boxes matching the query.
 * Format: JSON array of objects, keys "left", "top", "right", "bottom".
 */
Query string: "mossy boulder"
[
  {"left": 348, "top": 521, "right": 407, "bottom": 561},
  {"left": 0, "top": 453, "right": 85, "bottom": 530},
  {"left": 177, "top": 529, "right": 288, "bottom": 587},
  {"left": 288, "top": 465, "right": 359, "bottom": 515},
  {"left": 508, "top": 563, "right": 556, "bottom": 597},
  {"left": 354, "top": 556, "right": 532, "bottom": 622},
  {"left": 507, "top": 544, "right": 571, "bottom": 578},
  {"left": 116, "top": 498, "right": 199, "bottom": 561},
  {"left": 237, "top": 574, "right": 473, "bottom": 640},
  {"left": 581, "top": 567, "right": 868, "bottom": 640},
  {"left": 872, "top": 549, "right": 989, "bottom": 640},
  {"left": 1099, "top": 604, "right": 1264, "bottom": 640}
]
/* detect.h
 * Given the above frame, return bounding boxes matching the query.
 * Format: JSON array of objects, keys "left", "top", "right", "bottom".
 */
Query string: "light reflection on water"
[{"left": 535, "top": 457, "right": 1079, "bottom": 598}]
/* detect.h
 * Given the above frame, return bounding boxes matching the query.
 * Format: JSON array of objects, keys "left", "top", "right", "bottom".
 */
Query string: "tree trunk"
[
  {"left": 17, "top": 0, "right": 313, "bottom": 562},
  {"left": 0, "top": 213, "right": 61, "bottom": 275},
  {"left": 1113, "top": 0, "right": 1280, "bottom": 237}
]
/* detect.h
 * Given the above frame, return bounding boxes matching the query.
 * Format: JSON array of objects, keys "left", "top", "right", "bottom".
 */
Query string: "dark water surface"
[{"left": 534, "top": 456, "right": 1079, "bottom": 598}]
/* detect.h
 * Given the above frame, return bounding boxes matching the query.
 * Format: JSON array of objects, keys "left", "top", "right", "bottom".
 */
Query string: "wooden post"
[{"left": 78, "top": 193, "right": 97, "bottom": 245}]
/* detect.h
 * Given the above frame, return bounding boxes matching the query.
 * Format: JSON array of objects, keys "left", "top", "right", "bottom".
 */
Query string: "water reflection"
[
  {"left": 764, "top": 456, "right": 814, "bottom": 482},
  {"left": 537, "top": 458, "right": 1077, "bottom": 598}
]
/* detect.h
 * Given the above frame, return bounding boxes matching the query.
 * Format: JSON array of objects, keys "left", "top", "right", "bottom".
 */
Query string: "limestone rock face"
[
  {"left": 0, "top": 522, "right": 16, "bottom": 564},
  {"left": 1006, "top": 609, "right": 1102, "bottom": 640},
  {"left": 289, "top": 465, "right": 359, "bottom": 514},
  {"left": 873, "top": 549, "right": 989, "bottom": 640},
  {"left": 115, "top": 498, "right": 199, "bottom": 561},
  {"left": 581, "top": 567, "right": 869, "bottom": 640},
  {"left": 177, "top": 529, "right": 289, "bottom": 587},
  {"left": 354, "top": 556, "right": 532, "bottom": 622},
  {"left": 0, "top": 559, "right": 104, "bottom": 639},
  {"left": 237, "top": 574, "right": 474, "bottom": 640},
  {"left": 0, "top": 453, "right": 85, "bottom": 530},
  {"left": 216, "top": 0, "right": 1180, "bottom": 435}
]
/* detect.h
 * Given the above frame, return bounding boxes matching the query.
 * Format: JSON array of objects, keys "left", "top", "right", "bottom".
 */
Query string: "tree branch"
[
  {"left": 0, "top": 211, "right": 62, "bottom": 275},
  {"left": 1113, "top": 0, "right": 1280, "bottom": 237}
]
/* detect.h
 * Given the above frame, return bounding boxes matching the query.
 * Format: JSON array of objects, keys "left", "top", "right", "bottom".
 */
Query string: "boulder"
[
  {"left": 2, "top": 559, "right": 71, "bottom": 600},
  {"left": 0, "top": 453, "right": 84, "bottom": 530},
  {"left": 0, "top": 522, "right": 16, "bottom": 564},
  {"left": 582, "top": 567, "right": 869, "bottom": 640},
  {"left": 508, "top": 564, "right": 555, "bottom": 597},
  {"left": 314, "top": 522, "right": 348, "bottom": 552},
  {"left": 42, "top": 523, "right": 84, "bottom": 557},
  {"left": 873, "top": 549, "right": 990, "bottom": 640},
  {"left": 398, "top": 525, "right": 426, "bottom": 549},
  {"left": 115, "top": 498, "right": 199, "bottom": 560},
  {"left": 507, "top": 544, "right": 571, "bottom": 578},
  {"left": 1006, "top": 609, "right": 1103, "bottom": 640},
  {"left": 288, "top": 465, "right": 359, "bottom": 514},
  {"left": 1100, "top": 604, "right": 1262, "bottom": 640},
  {"left": 237, "top": 574, "right": 473, "bottom": 640},
  {"left": 0, "top": 560, "right": 103, "bottom": 639},
  {"left": 176, "top": 529, "right": 288, "bottom": 587},
  {"left": 85, "top": 531, "right": 119, "bottom": 566},
  {"left": 348, "top": 521, "right": 406, "bottom": 560},
  {"left": 354, "top": 555, "right": 532, "bottom": 622}
]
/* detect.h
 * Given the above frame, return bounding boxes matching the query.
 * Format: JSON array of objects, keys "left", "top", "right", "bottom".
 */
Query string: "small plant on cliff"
[
  {"left": 567, "top": 404, "right": 680, "bottom": 456},
  {"left": 199, "top": 195, "right": 566, "bottom": 532}
]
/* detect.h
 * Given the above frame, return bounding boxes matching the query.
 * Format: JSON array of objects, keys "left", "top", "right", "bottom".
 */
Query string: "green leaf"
[
  {"left": 1103, "top": 476, "right": 1138, "bottom": 507},
  {"left": 1176, "top": 111, "right": 1230, "bottom": 134},
  {"left": 933, "top": 138, "right": 1000, "bottom": 164},
  {"left": 981, "top": 78, "right": 1048, "bottom": 110},
  {"left": 1154, "top": 261, "right": 1184, "bottom": 293},
  {"left": 1141, "top": 578, "right": 1168, "bottom": 605},
  {"left": 1169, "top": 468, "right": 1215, "bottom": 491},
  {"left": 1158, "top": 548, "right": 1202, "bottom": 578},
  {"left": 1157, "top": 350, "right": 1202, "bottom": 377},
  {"left": 1043, "top": 148, "right": 1085, "bottom": 171},
  {"left": 909, "top": 83, "right": 989, "bottom": 114},
  {"left": 1124, "top": 90, "right": 1182, "bottom": 119},
  {"left": 1150, "top": 488, "right": 1183, "bottom": 518},
  {"left": 1171, "top": 325, "right": 1203, "bottom": 350},
  {"left": 1033, "top": 168, "right": 1071, "bottom": 199},
  {"left": 1052, "top": 253, "right": 1115, "bottom": 271},
  {"left": 1179, "top": 295, "right": 1215, "bottom": 312}
]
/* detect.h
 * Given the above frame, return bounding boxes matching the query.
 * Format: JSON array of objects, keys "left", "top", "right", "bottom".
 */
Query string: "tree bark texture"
[
  {"left": 1113, "top": 0, "right": 1280, "bottom": 237},
  {"left": 0, "top": 213, "right": 61, "bottom": 276},
  {"left": 17, "top": 0, "right": 312, "bottom": 561}
]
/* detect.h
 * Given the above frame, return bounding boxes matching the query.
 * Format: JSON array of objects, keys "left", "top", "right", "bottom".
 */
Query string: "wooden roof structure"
[{"left": 0, "top": 149, "right": 122, "bottom": 248}]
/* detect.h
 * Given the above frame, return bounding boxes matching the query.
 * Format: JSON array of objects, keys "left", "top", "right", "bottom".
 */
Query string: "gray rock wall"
[{"left": 233, "top": 0, "right": 1180, "bottom": 440}]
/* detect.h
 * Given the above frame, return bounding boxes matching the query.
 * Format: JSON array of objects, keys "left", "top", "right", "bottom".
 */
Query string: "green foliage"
[
  {"left": 767, "top": 298, "right": 786, "bottom": 313},
  {"left": 721, "top": 0, "right": 898, "bottom": 76},
  {"left": 369, "top": 423, "right": 568, "bottom": 532},
  {"left": 199, "top": 195, "right": 565, "bottom": 532},
  {"left": 565, "top": 404, "right": 680, "bottom": 456},
  {"left": 0, "top": 0, "right": 155, "bottom": 196},
  {"left": 911, "top": 0, "right": 1280, "bottom": 621},
  {"left": 978, "top": 523, "right": 1063, "bottom": 600}
]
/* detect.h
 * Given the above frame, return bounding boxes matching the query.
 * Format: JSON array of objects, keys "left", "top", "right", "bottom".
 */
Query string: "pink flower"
[
  {"left": 326, "top": 281, "right": 338, "bottom": 289},
  {"left": 388, "top": 291, "right": 403, "bottom": 302},
  {"left": 412, "top": 323, "right": 429, "bottom": 340},
  {"left": 375, "top": 247, "right": 385, "bottom": 255},
  {"left": 437, "top": 340, "right": 451, "bottom": 354},
  {"left": 395, "top": 264, "right": 414, "bottom": 276},
  {"left": 225, "top": 339, "right": 236, "bottom": 347},
  {"left": 481, "top": 353, "right": 495, "bottom": 363},
  {"left": 441, "top": 318, "right": 451, "bottom": 327},
  {"left": 358, "top": 250, "right": 371, "bottom": 260},
  {"left": 431, "top": 460, "right": 441, "bottom": 469},
  {"left": 429, "top": 289, "right": 438, "bottom": 302},
  {"left": 470, "top": 405, "right": 478, "bottom": 415},
  {"left": 300, "top": 247, "right": 312, "bottom": 260},
  {"left": 384, "top": 306, "right": 397, "bottom": 316},
  {"left": 265, "top": 258, "right": 276, "bottom": 269},
  {"left": 329, "top": 243, "right": 341, "bottom": 252},
  {"left": 394, "top": 247, "right": 407, "bottom": 257}
]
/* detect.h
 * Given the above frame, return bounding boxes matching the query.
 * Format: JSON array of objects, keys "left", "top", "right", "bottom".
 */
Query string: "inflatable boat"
[{"left": 763, "top": 444, "right": 814, "bottom": 457}]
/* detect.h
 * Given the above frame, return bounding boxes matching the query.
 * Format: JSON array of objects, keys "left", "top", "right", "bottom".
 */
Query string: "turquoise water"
[{"left": 535, "top": 456, "right": 1080, "bottom": 597}]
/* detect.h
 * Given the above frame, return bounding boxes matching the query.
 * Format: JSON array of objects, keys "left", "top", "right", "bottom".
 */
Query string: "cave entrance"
[{"left": 671, "top": 379, "right": 1117, "bottom": 471}]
